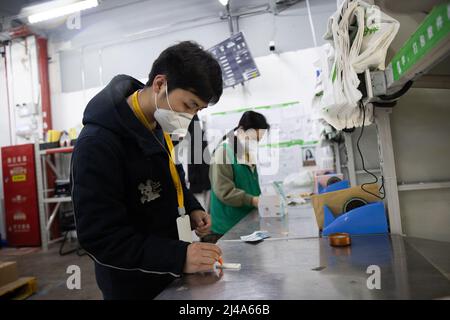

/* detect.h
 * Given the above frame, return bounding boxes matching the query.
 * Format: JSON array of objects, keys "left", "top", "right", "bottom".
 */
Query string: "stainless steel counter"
[
  {"left": 221, "top": 203, "right": 319, "bottom": 241},
  {"left": 156, "top": 203, "right": 450, "bottom": 299},
  {"left": 157, "top": 234, "right": 450, "bottom": 299}
]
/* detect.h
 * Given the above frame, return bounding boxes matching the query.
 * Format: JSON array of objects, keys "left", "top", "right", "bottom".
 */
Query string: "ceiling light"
[{"left": 27, "top": 0, "right": 98, "bottom": 24}]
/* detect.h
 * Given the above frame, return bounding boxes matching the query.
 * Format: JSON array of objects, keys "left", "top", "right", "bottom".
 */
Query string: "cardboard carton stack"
[{"left": 0, "top": 261, "right": 37, "bottom": 299}]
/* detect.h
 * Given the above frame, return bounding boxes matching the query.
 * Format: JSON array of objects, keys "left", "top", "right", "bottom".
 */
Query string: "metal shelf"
[
  {"left": 43, "top": 197, "right": 72, "bottom": 204},
  {"left": 356, "top": 3, "right": 450, "bottom": 235},
  {"left": 387, "top": 3, "right": 450, "bottom": 92},
  {"left": 35, "top": 142, "right": 74, "bottom": 251},
  {"left": 39, "top": 146, "right": 74, "bottom": 155},
  {"left": 398, "top": 181, "right": 450, "bottom": 192},
  {"left": 368, "top": 3, "right": 450, "bottom": 97}
]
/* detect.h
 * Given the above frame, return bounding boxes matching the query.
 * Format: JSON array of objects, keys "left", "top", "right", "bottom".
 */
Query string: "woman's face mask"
[
  {"left": 237, "top": 129, "right": 261, "bottom": 164},
  {"left": 154, "top": 84, "right": 194, "bottom": 138},
  {"left": 237, "top": 128, "right": 266, "bottom": 143}
]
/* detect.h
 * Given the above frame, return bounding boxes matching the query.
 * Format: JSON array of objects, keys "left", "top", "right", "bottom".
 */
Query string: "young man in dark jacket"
[{"left": 71, "top": 41, "right": 223, "bottom": 299}]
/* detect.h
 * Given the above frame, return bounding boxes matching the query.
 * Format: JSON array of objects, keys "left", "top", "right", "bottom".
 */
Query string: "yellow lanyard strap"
[
  {"left": 163, "top": 132, "right": 185, "bottom": 216},
  {"left": 131, "top": 91, "right": 185, "bottom": 216},
  {"left": 131, "top": 90, "right": 154, "bottom": 130}
]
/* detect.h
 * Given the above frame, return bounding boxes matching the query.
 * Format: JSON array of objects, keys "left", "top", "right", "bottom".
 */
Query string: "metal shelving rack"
[
  {"left": 34, "top": 143, "right": 74, "bottom": 251},
  {"left": 361, "top": 3, "right": 450, "bottom": 235}
]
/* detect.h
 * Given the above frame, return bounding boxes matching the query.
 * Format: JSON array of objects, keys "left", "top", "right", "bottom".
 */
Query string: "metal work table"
[
  {"left": 220, "top": 203, "right": 319, "bottom": 241},
  {"left": 157, "top": 234, "right": 450, "bottom": 299},
  {"left": 157, "top": 205, "right": 450, "bottom": 299}
]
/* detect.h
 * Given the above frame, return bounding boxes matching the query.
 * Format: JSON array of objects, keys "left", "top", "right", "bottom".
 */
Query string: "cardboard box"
[
  {"left": 314, "top": 173, "right": 344, "bottom": 194},
  {"left": 311, "top": 184, "right": 381, "bottom": 230},
  {"left": 0, "top": 261, "right": 19, "bottom": 288}
]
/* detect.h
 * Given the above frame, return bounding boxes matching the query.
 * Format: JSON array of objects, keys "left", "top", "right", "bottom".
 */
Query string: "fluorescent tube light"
[{"left": 28, "top": 0, "right": 98, "bottom": 24}]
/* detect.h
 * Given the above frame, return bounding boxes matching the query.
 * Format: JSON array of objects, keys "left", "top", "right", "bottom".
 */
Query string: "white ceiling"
[{"left": 2, "top": 0, "right": 449, "bottom": 77}]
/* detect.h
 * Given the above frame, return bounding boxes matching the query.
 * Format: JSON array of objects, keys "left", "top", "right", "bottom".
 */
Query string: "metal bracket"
[
  {"left": 343, "top": 132, "right": 357, "bottom": 187},
  {"left": 369, "top": 70, "right": 388, "bottom": 97},
  {"left": 374, "top": 108, "right": 403, "bottom": 235}
]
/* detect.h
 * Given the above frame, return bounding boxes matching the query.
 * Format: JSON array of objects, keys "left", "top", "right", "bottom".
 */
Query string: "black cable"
[
  {"left": 356, "top": 102, "right": 385, "bottom": 200},
  {"left": 378, "top": 80, "right": 413, "bottom": 101}
]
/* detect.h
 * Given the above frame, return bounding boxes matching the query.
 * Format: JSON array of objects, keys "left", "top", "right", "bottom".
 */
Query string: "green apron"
[{"left": 210, "top": 143, "right": 261, "bottom": 235}]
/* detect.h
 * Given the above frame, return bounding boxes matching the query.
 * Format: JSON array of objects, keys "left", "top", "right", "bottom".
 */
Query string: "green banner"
[
  {"left": 260, "top": 139, "right": 318, "bottom": 148},
  {"left": 391, "top": 3, "right": 450, "bottom": 81},
  {"left": 210, "top": 101, "right": 299, "bottom": 116}
]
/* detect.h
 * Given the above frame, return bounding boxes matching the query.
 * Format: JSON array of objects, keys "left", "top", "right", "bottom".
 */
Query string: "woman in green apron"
[{"left": 208, "top": 111, "right": 270, "bottom": 241}]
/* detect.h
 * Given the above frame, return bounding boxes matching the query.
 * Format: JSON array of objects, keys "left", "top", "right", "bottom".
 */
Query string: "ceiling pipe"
[
  {"left": 226, "top": 3, "right": 234, "bottom": 35},
  {"left": 2, "top": 44, "right": 14, "bottom": 145}
]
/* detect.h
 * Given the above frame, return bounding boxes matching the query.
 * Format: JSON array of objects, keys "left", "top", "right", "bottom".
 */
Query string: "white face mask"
[
  {"left": 236, "top": 130, "right": 259, "bottom": 164},
  {"left": 154, "top": 84, "right": 194, "bottom": 138}
]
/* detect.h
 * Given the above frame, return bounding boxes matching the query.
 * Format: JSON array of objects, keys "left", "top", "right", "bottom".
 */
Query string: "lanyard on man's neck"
[{"left": 130, "top": 90, "right": 185, "bottom": 216}]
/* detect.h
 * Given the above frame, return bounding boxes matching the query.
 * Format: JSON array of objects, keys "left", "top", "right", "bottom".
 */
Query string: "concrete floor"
[{"left": 0, "top": 241, "right": 102, "bottom": 300}]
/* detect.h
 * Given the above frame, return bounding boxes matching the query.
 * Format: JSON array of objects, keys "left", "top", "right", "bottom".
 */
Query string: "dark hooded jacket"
[{"left": 70, "top": 75, "right": 203, "bottom": 299}]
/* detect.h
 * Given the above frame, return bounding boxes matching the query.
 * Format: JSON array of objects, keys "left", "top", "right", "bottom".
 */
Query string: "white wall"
[
  {"left": 47, "top": 0, "right": 336, "bottom": 93},
  {"left": 202, "top": 48, "right": 319, "bottom": 116},
  {"left": 50, "top": 47, "right": 321, "bottom": 131},
  {"left": 7, "top": 37, "right": 42, "bottom": 144},
  {"left": 0, "top": 50, "right": 11, "bottom": 242},
  {"left": 392, "top": 88, "right": 450, "bottom": 242},
  {"left": 47, "top": 0, "right": 337, "bottom": 130},
  {"left": 0, "top": 36, "right": 43, "bottom": 242},
  {"left": 200, "top": 48, "right": 332, "bottom": 188}
]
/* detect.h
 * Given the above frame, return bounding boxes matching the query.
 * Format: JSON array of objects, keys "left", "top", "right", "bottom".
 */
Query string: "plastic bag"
[
  {"left": 315, "top": 0, "right": 399, "bottom": 130},
  {"left": 352, "top": 3, "right": 400, "bottom": 73},
  {"left": 283, "top": 170, "right": 314, "bottom": 194}
]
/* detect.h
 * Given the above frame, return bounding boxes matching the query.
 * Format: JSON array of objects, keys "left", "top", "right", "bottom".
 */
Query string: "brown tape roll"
[{"left": 329, "top": 233, "right": 351, "bottom": 247}]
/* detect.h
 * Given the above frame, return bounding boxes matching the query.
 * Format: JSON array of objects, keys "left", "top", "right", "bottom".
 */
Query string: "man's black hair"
[{"left": 146, "top": 41, "right": 223, "bottom": 105}]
